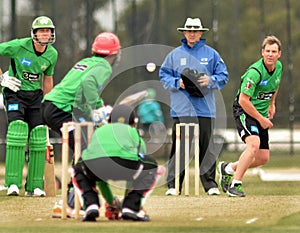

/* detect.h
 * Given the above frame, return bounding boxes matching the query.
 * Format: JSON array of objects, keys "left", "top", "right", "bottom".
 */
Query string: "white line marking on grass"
[
  {"left": 252, "top": 168, "right": 300, "bottom": 181},
  {"left": 246, "top": 218, "right": 258, "bottom": 224}
]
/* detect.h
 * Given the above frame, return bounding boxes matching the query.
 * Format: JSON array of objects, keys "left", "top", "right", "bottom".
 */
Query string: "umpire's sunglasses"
[{"left": 186, "top": 25, "right": 200, "bottom": 29}]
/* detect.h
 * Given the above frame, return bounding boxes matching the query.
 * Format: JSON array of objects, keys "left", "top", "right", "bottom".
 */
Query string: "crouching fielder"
[{"left": 72, "top": 105, "right": 159, "bottom": 222}]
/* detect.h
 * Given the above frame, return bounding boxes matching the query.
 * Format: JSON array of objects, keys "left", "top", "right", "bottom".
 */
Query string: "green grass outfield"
[{"left": 0, "top": 151, "right": 299, "bottom": 233}]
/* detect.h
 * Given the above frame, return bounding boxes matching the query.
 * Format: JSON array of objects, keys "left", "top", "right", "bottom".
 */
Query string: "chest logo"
[
  {"left": 200, "top": 57, "right": 208, "bottom": 65},
  {"left": 259, "top": 80, "right": 268, "bottom": 86},
  {"left": 21, "top": 58, "right": 32, "bottom": 66},
  {"left": 180, "top": 58, "right": 187, "bottom": 66},
  {"left": 257, "top": 91, "right": 275, "bottom": 100},
  {"left": 22, "top": 71, "right": 39, "bottom": 81}
]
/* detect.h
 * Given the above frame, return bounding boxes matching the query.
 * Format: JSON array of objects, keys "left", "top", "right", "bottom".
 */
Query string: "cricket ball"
[{"left": 146, "top": 62, "right": 156, "bottom": 72}]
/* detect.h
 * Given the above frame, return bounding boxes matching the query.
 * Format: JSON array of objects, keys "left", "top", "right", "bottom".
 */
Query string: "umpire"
[{"left": 159, "top": 17, "right": 229, "bottom": 196}]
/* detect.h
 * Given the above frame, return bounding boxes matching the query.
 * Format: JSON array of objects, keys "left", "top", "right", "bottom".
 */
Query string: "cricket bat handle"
[
  {"left": 46, "top": 126, "right": 54, "bottom": 163},
  {"left": 44, "top": 126, "right": 56, "bottom": 197},
  {"left": 46, "top": 144, "right": 54, "bottom": 164}
]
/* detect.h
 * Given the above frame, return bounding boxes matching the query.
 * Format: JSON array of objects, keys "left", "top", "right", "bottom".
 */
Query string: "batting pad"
[
  {"left": 5, "top": 120, "right": 29, "bottom": 188},
  {"left": 26, "top": 125, "right": 47, "bottom": 192}
]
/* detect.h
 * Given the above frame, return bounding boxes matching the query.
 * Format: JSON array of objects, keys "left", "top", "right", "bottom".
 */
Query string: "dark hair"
[{"left": 108, "top": 104, "right": 136, "bottom": 125}]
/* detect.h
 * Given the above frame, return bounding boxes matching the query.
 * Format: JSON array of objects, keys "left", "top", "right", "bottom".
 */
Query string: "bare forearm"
[
  {"left": 43, "top": 75, "right": 53, "bottom": 95},
  {"left": 239, "top": 92, "right": 273, "bottom": 129},
  {"left": 239, "top": 93, "right": 263, "bottom": 122}
]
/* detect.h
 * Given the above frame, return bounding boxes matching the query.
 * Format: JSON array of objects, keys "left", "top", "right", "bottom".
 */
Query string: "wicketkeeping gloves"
[
  {"left": 180, "top": 68, "right": 209, "bottom": 97},
  {"left": 0, "top": 71, "right": 22, "bottom": 92}
]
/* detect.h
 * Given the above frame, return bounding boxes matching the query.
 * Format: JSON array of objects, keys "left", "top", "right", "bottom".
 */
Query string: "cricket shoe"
[
  {"left": 227, "top": 183, "right": 245, "bottom": 197},
  {"left": 52, "top": 200, "right": 85, "bottom": 218},
  {"left": 217, "top": 161, "right": 233, "bottom": 193},
  {"left": 25, "top": 188, "right": 46, "bottom": 197},
  {"left": 207, "top": 187, "right": 220, "bottom": 196},
  {"left": 105, "top": 196, "right": 122, "bottom": 220},
  {"left": 165, "top": 188, "right": 177, "bottom": 196},
  {"left": 122, "top": 208, "right": 150, "bottom": 221},
  {"left": 82, "top": 204, "right": 99, "bottom": 222},
  {"left": 7, "top": 184, "right": 19, "bottom": 196}
]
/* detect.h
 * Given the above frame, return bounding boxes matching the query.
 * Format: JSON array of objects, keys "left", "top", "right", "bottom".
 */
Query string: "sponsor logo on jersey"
[
  {"left": 73, "top": 63, "right": 88, "bottom": 71},
  {"left": 8, "top": 104, "right": 19, "bottom": 111},
  {"left": 41, "top": 64, "right": 48, "bottom": 71},
  {"left": 259, "top": 80, "right": 268, "bottom": 86},
  {"left": 22, "top": 71, "right": 39, "bottom": 81},
  {"left": 257, "top": 91, "right": 275, "bottom": 100},
  {"left": 245, "top": 82, "right": 252, "bottom": 90},
  {"left": 21, "top": 58, "right": 32, "bottom": 66}
]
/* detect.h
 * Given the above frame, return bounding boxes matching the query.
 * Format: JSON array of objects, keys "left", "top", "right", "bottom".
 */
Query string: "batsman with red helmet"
[
  {"left": 42, "top": 32, "right": 121, "bottom": 153},
  {"left": 41, "top": 32, "right": 121, "bottom": 218}
]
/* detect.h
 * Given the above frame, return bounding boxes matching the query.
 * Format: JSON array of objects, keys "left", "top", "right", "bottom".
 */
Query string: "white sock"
[
  {"left": 231, "top": 179, "right": 242, "bottom": 187},
  {"left": 86, "top": 204, "right": 99, "bottom": 212},
  {"left": 122, "top": 208, "right": 135, "bottom": 214},
  {"left": 225, "top": 163, "right": 235, "bottom": 175}
]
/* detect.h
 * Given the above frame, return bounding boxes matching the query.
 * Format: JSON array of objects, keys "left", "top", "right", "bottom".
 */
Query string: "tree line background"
[{"left": 0, "top": 0, "right": 299, "bottom": 130}]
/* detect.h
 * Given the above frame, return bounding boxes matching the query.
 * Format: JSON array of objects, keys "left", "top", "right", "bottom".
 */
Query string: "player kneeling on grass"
[{"left": 72, "top": 104, "right": 159, "bottom": 222}]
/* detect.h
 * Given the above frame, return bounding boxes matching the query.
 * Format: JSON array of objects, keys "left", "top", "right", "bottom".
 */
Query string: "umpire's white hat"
[{"left": 177, "top": 18, "right": 209, "bottom": 32}]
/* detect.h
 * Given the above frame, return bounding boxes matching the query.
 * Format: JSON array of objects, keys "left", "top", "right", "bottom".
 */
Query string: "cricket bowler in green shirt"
[{"left": 218, "top": 35, "right": 283, "bottom": 197}]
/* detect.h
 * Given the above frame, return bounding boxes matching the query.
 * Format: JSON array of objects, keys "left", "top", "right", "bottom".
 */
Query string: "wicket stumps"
[
  {"left": 61, "top": 121, "right": 94, "bottom": 220},
  {"left": 175, "top": 123, "right": 200, "bottom": 196}
]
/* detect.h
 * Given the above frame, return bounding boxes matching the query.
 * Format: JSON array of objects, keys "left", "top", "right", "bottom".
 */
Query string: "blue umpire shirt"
[{"left": 159, "top": 38, "right": 228, "bottom": 118}]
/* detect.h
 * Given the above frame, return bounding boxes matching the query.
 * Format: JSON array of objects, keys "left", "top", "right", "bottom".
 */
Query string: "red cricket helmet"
[{"left": 92, "top": 32, "right": 121, "bottom": 56}]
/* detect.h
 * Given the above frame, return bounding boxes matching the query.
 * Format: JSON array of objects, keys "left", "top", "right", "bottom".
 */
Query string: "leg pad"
[
  {"left": 5, "top": 120, "right": 29, "bottom": 188},
  {"left": 26, "top": 125, "right": 47, "bottom": 192}
]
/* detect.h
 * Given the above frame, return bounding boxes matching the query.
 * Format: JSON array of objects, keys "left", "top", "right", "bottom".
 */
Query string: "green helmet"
[{"left": 31, "top": 16, "right": 55, "bottom": 45}]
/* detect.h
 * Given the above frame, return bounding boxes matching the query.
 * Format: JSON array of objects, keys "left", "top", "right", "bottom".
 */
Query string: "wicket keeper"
[{"left": 72, "top": 105, "right": 158, "bottom": 221}]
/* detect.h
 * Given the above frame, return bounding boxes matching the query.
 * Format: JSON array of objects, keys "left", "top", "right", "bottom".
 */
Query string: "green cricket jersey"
[
  {"left": 43, "top": 56, "right": 112, "bottom": 116},
  {"left": 82, "top": 123, "right": 147, "bottom": 162},
  {"left": 234, "top": 58, "right": 282, "bottom": 117},
  {"left": 0, "top": 38, "right": 58, "bottom": 91}
]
